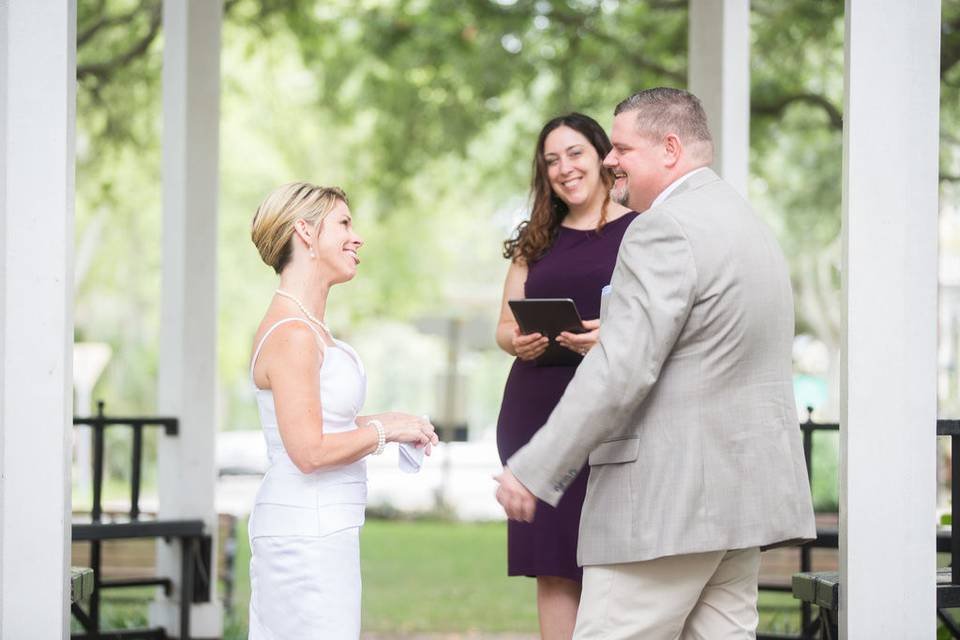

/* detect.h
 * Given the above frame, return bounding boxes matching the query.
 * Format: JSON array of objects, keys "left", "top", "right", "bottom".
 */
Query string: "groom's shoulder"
[
  {"left": 617, "top": 208, "right": 696, "bottom": 270},
  {"left": 622, "top": 205, "right": 689, "bottom": 243},
  {"left": 625, "top": 179, "right": 760, "bottom": 264},
  {"left": 669, "top": 174, "right": 742, "bottom": 212},
  {"left": 658, "top": 174, "right": 753, "bottom": 228}
]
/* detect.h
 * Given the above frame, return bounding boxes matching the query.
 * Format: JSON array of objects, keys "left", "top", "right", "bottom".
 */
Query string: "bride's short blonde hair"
[{"left": 251, "top": 182, "right": 349, "bottom": 274}]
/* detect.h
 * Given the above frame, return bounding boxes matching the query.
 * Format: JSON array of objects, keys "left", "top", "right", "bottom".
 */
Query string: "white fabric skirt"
[{"left": 248, "top": 527, "right": 361, "bottom": 639}]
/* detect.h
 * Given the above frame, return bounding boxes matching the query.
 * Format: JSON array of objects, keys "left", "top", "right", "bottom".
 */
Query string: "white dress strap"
[{"left": 249, "top": 317, "right": 326, "bottom": 382}]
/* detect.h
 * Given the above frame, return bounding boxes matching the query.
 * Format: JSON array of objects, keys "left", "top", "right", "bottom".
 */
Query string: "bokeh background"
[{"left": 70, "top": 1, "right": 960, "bottom": 637}]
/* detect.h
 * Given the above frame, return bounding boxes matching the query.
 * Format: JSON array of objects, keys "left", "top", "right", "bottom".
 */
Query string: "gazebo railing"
[
  {"left": 756, "top": 409, "right": 839, "bottom": 640},
  {"left": 71, "top": 401, "right": 210, "bottom": 640},
  {"left": 771, "top": 412, "right": 960, "bottom": 639},
  {"left": 76, "top": 400, "right": 179, "bottom": 523}
]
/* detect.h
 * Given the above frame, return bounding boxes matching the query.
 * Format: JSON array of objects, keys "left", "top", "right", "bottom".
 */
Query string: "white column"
[
  {"left": 151, "top": 0, "right": 223, "bottom": 635},
  {"left": 0, "top": 2, "right": 76, "bottom": 638},
  {"left": 840, "top": 1, "right": 940, "bottom": 637},
  {"left": 688, "top": 0, "right": 750, "bottom": 196}
]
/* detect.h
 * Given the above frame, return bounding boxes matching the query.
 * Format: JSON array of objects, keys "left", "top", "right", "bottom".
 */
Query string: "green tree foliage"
[{"left": 74, "top": 0, "right": 960, "bottom": 425}]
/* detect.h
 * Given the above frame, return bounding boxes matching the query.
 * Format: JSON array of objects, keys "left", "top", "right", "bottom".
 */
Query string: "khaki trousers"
[{"left": 573, "top": 548, "right": 761, "bottom": 640}]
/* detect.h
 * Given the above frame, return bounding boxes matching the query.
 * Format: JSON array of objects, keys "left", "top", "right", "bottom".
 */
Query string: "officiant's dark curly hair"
[{"left": 502, "top": 113, "right": 616, "bottom": 264}]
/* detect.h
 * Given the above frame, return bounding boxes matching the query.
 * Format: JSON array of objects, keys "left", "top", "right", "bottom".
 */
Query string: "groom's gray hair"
[{"left": 615, "top": 88, "right": 714, "bottom": 162}]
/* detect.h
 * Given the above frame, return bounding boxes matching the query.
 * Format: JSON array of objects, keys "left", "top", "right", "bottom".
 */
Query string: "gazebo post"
[
  {"left": 0, "top": 1, "right": 76, "bottom": 638},
  {"left": 840, "top": 0, "right": 940, "bottom": 636},
  {"left": 688, "top": 0, "right": 750, "bottom": 196},
  {"left": 151, "top": 0, "right": 224, "bottom": 636}
]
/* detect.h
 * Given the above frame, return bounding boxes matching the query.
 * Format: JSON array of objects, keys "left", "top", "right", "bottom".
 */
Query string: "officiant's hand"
[
  {"left": 371, "top": 412, "right": 439, "bottom": 454},
  {"left": 495, "top": 467, "right": 537, "bottom": 522},
  {"left": 556, "top": 318, "right": 600, "bottom": 356},
  {"left": 512, "top": 327, "right": 549, "bottom": 361}
]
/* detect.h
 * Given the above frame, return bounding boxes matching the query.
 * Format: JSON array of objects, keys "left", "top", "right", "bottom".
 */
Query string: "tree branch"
[
  {"left": 752, "top": 92, "right": 843, "bottom": 130},
  {"left": 647, "top": 0, "right": 686, "bottom": 9},
  {"left": 796, "top": 236, "right": 841, "bottom": 358},
  {"left": 549, "top": 10, "right": 685, "bottom": 84},
  {"left": 77, "top": 2, "right": 162, "bottom": 83},
  {"left": 77, "top": 0, "right": 107, "bottom": 47},
  {"left": 78, "top": 0, "right": 151, "bottom": 48},
  {"left": 224, "top": 0, "right": 244, "bottom": 16},
  {"left": 941, "top": 12, "right": 960, "bottom": 76}
]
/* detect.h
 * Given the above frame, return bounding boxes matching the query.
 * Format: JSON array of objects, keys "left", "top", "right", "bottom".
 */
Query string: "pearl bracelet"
[{"left": 369, "top": 419, "right": 386, "bottom": 456}]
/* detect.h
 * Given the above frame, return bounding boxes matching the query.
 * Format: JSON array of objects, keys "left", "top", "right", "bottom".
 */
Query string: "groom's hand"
[{"left": 494, "top": 467, "right": 537, "bottom": 522}]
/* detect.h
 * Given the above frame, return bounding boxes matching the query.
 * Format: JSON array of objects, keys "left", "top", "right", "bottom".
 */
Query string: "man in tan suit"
[{"left": 495, "top": 88, "right": 816, "bottom": 639}]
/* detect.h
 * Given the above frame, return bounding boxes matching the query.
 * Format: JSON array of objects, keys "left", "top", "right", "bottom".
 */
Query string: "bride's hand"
[{"left": 371, "top": 412, "right": 439, "bottom": 454}]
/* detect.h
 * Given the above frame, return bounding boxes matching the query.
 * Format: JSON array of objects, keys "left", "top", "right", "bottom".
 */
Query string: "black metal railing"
[
  {"left": 798, "top": 411, "right": 839, "bottom": 637},
  {"left": 757, "top": 409, "right": 839, "bottom": 640},
  {"left": 936, "top": 420, "right": 960, "bottom": 637},
  {"left": 71, "top": 401, "right": 209, "bottom": 640},
  {"left": 779, "top": 415, "right": 960, "bottom": 639},
  {"left": 77, "top": 400, "right": 178, "bottom": 522},
  {"left": 940, "top": 420, "right": 960, "bottom": 585}
]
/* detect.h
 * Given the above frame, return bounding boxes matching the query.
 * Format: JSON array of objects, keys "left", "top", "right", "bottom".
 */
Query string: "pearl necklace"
[{"left": 274, "top": 289, "right": 330, "bottom": 334}]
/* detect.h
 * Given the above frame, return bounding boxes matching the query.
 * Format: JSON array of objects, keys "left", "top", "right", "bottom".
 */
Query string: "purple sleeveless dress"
[{"left": 496, "top": 211, "right": 640, "bottom": 582}]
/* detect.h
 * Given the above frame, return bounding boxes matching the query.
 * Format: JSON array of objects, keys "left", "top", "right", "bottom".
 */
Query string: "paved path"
[{"left": 216, "top": 434, "right": 508, "bottom": 520}]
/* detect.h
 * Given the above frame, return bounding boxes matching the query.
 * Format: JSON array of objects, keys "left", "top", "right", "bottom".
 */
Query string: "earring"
[{"left": 310, "top": 249, "right": 316, "bottom": 259}]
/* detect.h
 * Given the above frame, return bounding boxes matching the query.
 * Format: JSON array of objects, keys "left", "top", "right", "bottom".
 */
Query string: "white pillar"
[
  {"left": 840, "top": 1, "right": 940, "bottom": 637},
  {"left": 0, "top": 1, "right": 76, "bottom": 638},
  {"left": 688, "top": 0, "right": 750, "bottom": 196},
  {"left": 152, "top": 0, "right": 223, "bottom": 635}
]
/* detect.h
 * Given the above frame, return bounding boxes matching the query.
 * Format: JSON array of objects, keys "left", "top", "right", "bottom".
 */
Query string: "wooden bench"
[
  {"left": 72, "top": 567, "right": 95, "bottom": 605},
  {"left": 793, "top": 569, "right": 960, "bottom": 639},
  {"left": 71, "top": 512, "right": 238, "bottom": 610}
]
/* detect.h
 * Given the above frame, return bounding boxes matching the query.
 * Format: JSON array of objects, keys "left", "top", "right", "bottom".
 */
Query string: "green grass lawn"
[
  {"left": 94, "top": 516, "right": 950, "bottom": 638},
  {"left": 227, "top": 518, "right": 807, "bottom": 637},
  {"left": 360, "top": 520, "right": 539, "bottom": 633},
  {"left": 227, "top": 518, "right": 539, "bottom": 636}
]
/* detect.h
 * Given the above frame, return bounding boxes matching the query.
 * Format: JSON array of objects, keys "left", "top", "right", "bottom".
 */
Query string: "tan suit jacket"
[{"left": 508, "top": 168, "right": 816, "bottom": 566}]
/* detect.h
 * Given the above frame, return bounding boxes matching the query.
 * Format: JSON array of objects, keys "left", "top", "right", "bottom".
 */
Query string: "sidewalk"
[{"left": 215, "top": 432, "right": 509, "bottom": 520}]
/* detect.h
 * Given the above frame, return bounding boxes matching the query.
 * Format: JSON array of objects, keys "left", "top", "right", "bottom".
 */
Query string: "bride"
[{"left": 247, "top": 182, "right": 438, "bottom": 638}]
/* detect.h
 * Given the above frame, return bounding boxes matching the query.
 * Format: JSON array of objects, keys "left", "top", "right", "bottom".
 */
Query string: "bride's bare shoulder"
[
  {"left": 252, "top": 317, "right": 324, "bottom": 370},
  {"left": 262, "top": 316, "right": 319, "bottom": 345}
]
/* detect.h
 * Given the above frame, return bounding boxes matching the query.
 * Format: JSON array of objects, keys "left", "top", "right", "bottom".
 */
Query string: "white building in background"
[{"left": 215, "top": 430, "right": 507, "bottom": 521}]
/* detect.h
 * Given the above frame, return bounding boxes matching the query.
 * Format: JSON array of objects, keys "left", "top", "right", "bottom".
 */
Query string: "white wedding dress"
[{"left": 247, "top": 317, "right": 368, "bottom": 639}]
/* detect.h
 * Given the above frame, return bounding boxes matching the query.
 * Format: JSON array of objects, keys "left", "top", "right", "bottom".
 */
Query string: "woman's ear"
[{"left": 292, "top": 218, "right": 311, "bottom": 246}]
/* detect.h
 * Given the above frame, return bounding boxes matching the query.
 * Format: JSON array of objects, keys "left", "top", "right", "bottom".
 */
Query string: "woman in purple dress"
[{"left": 495, "top": 113, "right": 639, "bottom": 638}]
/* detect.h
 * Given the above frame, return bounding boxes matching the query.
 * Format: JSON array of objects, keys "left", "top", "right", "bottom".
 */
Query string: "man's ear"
[{"left": 663, "top": 133, "right": 682, "bottom": 168}]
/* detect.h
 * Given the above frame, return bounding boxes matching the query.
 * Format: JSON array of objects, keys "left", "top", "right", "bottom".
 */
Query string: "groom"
[{"left": 495, "top": 88, "right": 816, "bottom": 638}]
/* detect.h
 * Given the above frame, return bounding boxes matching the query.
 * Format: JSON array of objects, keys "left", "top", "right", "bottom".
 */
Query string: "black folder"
[{"left": 508, "top": 298, "right": 586, "bottom": 367}]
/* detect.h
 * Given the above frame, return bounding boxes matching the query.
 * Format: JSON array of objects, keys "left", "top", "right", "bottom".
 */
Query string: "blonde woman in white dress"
[{"left": 247, "top": 182, "right": 438, "bottom": 639}]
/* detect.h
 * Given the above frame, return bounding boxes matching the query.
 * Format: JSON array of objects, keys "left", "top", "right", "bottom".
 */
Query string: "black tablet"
[{"left": 508, "top": 298, "right": 587, "bottom": 367}]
